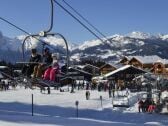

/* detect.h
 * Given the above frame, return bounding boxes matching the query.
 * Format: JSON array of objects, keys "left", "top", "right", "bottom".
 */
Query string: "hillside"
[{"left": 0, "top": 31, "right": 168, "bottom": 63}]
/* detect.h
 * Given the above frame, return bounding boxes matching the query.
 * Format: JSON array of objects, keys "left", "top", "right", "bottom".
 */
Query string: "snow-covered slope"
[{"left": 71, "top": 31, "right": 168, "bottom": 62}]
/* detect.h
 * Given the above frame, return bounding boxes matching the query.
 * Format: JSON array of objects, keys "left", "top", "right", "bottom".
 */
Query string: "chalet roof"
[
  {"left": 126, "top": 56, "right": 134, "bottom": 60},
  {"left": 69, "top": 67, "right": 93, "bottom": 76},
  {"left": 84, "top": 64, "right": 100, "bottom": 69},
  {"left": 121, "top": 56, "right": 133, "bottom": 60},
  {"left": 92, "top": 76, "right": 104, "bottom": 80},
  {"left": 112, "top": 63, "right": 124, "bottom": 69},
  {"left": 71, "top": 64, "right": 99, "bottom": 70},
  {"left": 130, "top": 55, "right": 162, "bottom": 64},
  {"left": 100, "top": 63, "right": 124, "bottom": 70},
  {"left": 0, "top": 66, "right": 8, "bottom": 69},
  {"left": 0, "top": 73, "right": 3, "bottom": 78},
  {"left": 155, "top": 59, "right": 168, "bottom": 65},
  {"left": 104, "top": 65, "right": 146, "bottom": 78},
  {"left": 99, "top": 63, "right": 113, "bottom": 69},
  {"left": 73, "top": 65, "right": 85, "bottom": 69}
]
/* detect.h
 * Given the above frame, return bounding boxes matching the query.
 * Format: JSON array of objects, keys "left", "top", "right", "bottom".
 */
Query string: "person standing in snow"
[
  {"left": 86, "top": 90, "right": 90, "bottom": 100},
  {"left": 138, "top": 99, "right": 144, "bottom": 113},
  {"left": 125, "top": 88, "right": 129, "bottom": 96},
  {"left": 108, "top": 85, "right": 112, "bottom": 98}
]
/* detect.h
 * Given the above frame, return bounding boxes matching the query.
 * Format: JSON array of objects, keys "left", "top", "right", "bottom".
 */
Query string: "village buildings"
[{"left": 118, "top": 55, "right": 168, "bottom": 76}]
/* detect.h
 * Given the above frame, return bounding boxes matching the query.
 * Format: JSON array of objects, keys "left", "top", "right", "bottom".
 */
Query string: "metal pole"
[
  {"left": 32, "top": 94, "right": 34, "bottom": 116},
  {"left": 76, "top": 105, "right": 78, "bottom": 118},
  {"left": 75, "top": 101, "right": 79, "bottom": 118},
  {"left": 22, "top": 35, "right": 31, "bottom": 61},
  {"left": 112, "top": 98, "right": 114, "bottom": 108},
  {"left": 100, "top": 96, "right": 102, "bottom": 108}
]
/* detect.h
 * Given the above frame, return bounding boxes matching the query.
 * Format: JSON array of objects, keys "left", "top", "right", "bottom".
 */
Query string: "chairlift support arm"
[{"left": 44, "top": 0, "right": 54, "bottom": 34}]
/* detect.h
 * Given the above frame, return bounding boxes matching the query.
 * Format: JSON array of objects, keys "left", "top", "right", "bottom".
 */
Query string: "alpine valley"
[{"left": 0, "top": 31, "right": 168, "bottom": 63}]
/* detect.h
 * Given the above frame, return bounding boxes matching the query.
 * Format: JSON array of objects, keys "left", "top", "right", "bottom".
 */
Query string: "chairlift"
[{"left": 16, "top": 0, "right": 70, "bottom": 92}]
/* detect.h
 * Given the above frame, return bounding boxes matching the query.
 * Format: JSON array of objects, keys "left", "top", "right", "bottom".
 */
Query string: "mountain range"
[{"left": 0, "top": 31, "right": 168, "bottom": 63}]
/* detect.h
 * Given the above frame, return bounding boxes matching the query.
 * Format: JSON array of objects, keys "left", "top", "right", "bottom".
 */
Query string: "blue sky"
[{"left": 0, "top": 0, "right": 168, "bottom": 43}]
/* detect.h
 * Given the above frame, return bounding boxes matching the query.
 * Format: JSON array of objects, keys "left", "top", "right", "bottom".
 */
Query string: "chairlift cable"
[
  {"left": 59, "top": 0, "right": 123, "bottom": 58},
  {"left": 0, "top": 17, "right": 60, "bottom": 51},
  {"left": 53, "top": 0, "right": 104, "bottom": 43},
  {"left": 53, "top": 0, "right": 114, "bottom": 50},
  {"left": 61, "top": 0, "right": 110, "bottom": 41},
  {"left": 0, "top": 17, "right": 30, "bottom": 35}
]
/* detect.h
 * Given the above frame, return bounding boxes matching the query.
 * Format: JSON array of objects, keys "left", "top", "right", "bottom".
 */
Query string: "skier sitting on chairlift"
[
  {"left": 43, "top": 53, "right": 60, "bottom": 81},
  {"left": 22, "top": 48, "right": 42, "bottom": 78},
  {"left": 33, "top": 47, "right": 53, "bottom": 78}
]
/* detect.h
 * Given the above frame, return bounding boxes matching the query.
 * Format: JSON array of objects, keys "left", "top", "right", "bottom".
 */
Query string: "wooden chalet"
[
  {"left": 99, "top": 63, "right": 123, "bottom": 75},
  {"left": 67, "top": 67, "right": 93, "bottom": 81},
  {"left": 119, "top": 56, "right": 133, "bottom": 65},
  {"left": 152, "top": 60, "right": 168, "bottom": 77},
  {"left": 104, "top": 65, "right": 146, "bottom": 80},
  {"left": 104, "top": 65, "right": 146, "bottom": 89},
  {"left": 128, "top": 55, "right": 162, "bottom": 69},
  {"left": 83, "top": 64, "right": 100, "bottom": 76},
  {"left": 120, "top": 55, "right": 168, "bottom": 77}
]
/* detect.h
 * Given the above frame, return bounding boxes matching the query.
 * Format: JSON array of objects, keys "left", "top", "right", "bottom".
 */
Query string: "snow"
[
  {"left": 0, "top": 86, "right": 167, "bottom": 126},
  {"left": 160, "top": 34, "right": 168, "bottom": 40},
  {"left": 104, "top": 65, "right": 132, "bottom": 78},
  {"left": 132, "top": 55, "right": 162, "bottom": 64},
  {"left": 138, "top": 41, "right": 145, "bottom": 46},
  {"left": 2, "top": 30, "right": 168, "bottom": 63},
  {"left": 100, "top": 50, "right": 115, "bottom": 59},
  {"left": 127, "top": 31, "right": 151, "bottom": 39},
  {"left": 123, "top": 40, "right": 131, "bottom": 44},
  {"left": 111, "top": 34, "right": 124, "bottom": 41},
  {"left": 70, "top": 53, "right": 81, "bottom": 61},
  {"left": 0, "top": 36, "right": 22, "bottom": 51},
  {"left": 78, "top": 39, "right": 102, "bottom": 50}
]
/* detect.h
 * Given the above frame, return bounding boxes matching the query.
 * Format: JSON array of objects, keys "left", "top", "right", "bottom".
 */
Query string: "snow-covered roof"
[
  {"left": 104, "top": 65, "right": 130, "bottom": 78},
  {"left": 100, "top": 63, "right": 123, "bottom": 70},
  {"left": 73, "top": 65, "right": 85, "bottom": 69},
  {"left": 0, "top": 66, "right": 8, "bottom": 69},
  {"left": 126, "top": 56, "right": 134, "bottom": 60},
  {"left": 85, "top": 64, "right": 99, "bottom": 69},
  {"left": 104, "top": 65, "right": 146, "bottom": 78},
  {"left": 92, "top": 76, "right": 104, "bottom": 80},
  {"left": 159, "top": 59, "right": 168, "bottom": 64},
  {"left": 111, "top": 63, "right": 124, "bottom": 69},
  {"left": 69, "top": 67, "right": 92, "bottom": 75},
  {"left": 130, "top": 55, "right": 162, "bottom": 64},
  {"left": 119, "top": 56, "right": 133, "bottom": 63}
]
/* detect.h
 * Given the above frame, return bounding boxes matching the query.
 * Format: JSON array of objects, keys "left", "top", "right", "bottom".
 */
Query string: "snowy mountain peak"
[
  {"left": 111, "top": 34, "right": 124, "bottom": 41},
  {"left": 1, "top": 30, "right": 168, "bottom": 63},
  {"left": 127, "top": 31, "right": 151, "bottom": 39},
  {"left": 160, "top": 34, "right": 168, "bottom": 40}
]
